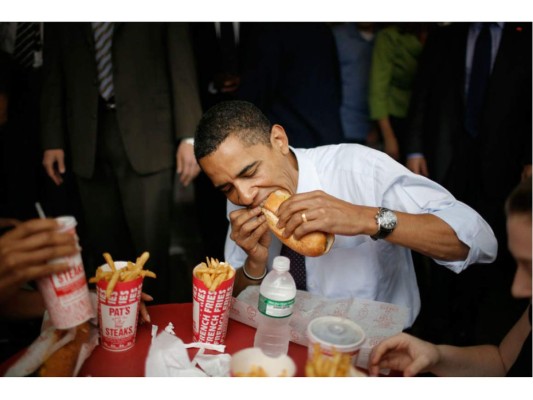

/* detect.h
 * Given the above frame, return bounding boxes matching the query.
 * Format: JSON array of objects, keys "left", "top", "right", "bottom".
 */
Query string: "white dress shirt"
[{"left": 224, "top": 144, "right": 497, "bottom": 327}]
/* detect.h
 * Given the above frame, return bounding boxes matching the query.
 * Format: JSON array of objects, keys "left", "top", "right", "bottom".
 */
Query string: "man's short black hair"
[{"left": 194, "top": 100, "right": 272, "bottom": 160}]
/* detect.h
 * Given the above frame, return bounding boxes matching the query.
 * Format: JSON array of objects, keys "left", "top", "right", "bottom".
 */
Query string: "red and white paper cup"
[
  {"left": 96, "top": 261, "right": 143, "bottom": 352},
  {"left": 192, "top": 263, "right": 235, "bottom": 345},
  {"left": 36, "top": 216, "right": 95, "bottom": 330}
]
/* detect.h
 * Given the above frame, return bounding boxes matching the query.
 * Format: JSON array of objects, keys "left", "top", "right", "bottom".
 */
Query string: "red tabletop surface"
[{"left": 0, "top": 303, "right": 309, "bottom": 377}]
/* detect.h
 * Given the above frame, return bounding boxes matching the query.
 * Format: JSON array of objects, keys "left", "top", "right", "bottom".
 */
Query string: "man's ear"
[{"left": 270, "top": 124, "right": 290, "bottom": 155}]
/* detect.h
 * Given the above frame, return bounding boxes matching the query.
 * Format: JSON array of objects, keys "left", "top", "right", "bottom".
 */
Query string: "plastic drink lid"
[
  {"left": 307, "top": 316, "right": 365, "bottom": 350},
  {"left": 272, "top": 256, "right": 290, "bottom": 272}
]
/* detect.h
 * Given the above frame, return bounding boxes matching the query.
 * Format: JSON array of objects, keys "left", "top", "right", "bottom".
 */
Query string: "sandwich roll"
[{"left": 261, "top": 190, "right": 334, "bottom": 257}]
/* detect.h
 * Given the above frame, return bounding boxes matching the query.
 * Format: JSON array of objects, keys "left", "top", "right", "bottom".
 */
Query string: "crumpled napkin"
[{"left": 145, "top": 325, "right": 231, "bottom": 377}]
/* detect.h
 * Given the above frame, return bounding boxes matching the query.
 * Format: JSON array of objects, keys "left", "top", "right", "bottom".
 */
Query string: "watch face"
[{"left": 379, "top": 210, "right": 397, "bottom": 230}]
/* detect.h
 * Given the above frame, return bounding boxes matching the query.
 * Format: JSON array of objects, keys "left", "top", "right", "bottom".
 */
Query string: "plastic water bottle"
[{"left": 253, "top": 256, "right": 297, "bottom": 357}]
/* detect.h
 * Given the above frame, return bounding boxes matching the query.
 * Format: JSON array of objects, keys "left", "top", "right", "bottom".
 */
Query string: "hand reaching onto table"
[{"left": 368, "top": 332, "right": 440, "bottom": 377}]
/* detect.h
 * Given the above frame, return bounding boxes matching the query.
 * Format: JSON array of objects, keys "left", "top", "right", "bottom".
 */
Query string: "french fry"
[
  {"left": 194, "top": 258, "right": 235, "bottom": 291},
  {"left": 106, "top": 269, "right": 121, "bottom": 299},
  {"left": 88, "top": 251, "right": 157, "bottom": 296},
  {"left": 102, "top": 252, "right": 116, "bottom": 272},
  {"left": 305, "top": 343, "right": 352, "bottom": 377},
  {"left": 136, "top": 251, "right": 150, "bottom": 270}
]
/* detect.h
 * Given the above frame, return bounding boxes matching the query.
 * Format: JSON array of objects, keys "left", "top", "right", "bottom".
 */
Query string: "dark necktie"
[
  {"left": 14, "top": 22, "right": 39, "bottom": 69},
  {"left": 465, "top": 23, "right": 492, "bottom": 138},
  {"left": 280, "top": 244, "right": 307, "bottom": 291},
  {"left": 92, "top": 22, "right": 115, "bottom": 101}
]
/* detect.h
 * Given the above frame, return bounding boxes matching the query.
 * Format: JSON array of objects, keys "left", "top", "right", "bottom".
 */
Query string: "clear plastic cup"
[{"left": 307, "top": 316, "right": 366, "bottom": 366}]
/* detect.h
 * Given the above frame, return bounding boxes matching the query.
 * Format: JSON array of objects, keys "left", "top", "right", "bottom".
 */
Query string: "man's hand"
[
  {"left": 139, "top": 292, "right": 153, "bottom": 324},
  {"left": 42, "top": 149, "right": 66, "bottom": 185},
  {"left": 229, "top": 207, "right": 271, "bottom": 267},
  {"left": 176, "top": 141, "right": 200, "bottom": 187},
  {"left": 0, "top": 219, "right": 78, "bottom": 304},
  {"left": 275, "top": 190, "right": 375, "bottom": 240},
  {"left": 406, "top": 156, "right": 429, "bottom": 177}
]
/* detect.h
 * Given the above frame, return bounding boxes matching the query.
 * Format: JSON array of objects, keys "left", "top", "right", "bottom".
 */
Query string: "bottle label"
[{"left": 257, "top": 294, "right": 295, "bottom": 318}]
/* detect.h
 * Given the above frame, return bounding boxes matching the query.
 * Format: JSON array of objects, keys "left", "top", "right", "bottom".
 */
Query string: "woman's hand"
[{"left": 368, "top": 332, "right": 440, "bottom": 377}]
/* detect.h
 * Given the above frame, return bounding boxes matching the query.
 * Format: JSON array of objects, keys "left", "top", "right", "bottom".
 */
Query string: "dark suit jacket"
[
  {"left": 40, "top": 22, "right": 202, "bottom": 178},
  {"left": 190, "top": 22, "right": 256, "bottom": 111},
  {"left": 236, "top": 22, "right": 344, "bottom": 148},
  {"left": 406, "top": 22, "right": 532, "bottom": 220}
]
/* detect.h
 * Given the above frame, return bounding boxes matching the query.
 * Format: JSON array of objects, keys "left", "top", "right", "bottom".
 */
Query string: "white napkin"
[{"left": 144, "top": 329, "right": 230, "bottom": 377}]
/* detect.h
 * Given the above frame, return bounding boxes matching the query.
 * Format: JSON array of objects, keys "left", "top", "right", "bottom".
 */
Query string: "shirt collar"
[{"left": 291, "top": 147, "right": 324, "bottom": 194}]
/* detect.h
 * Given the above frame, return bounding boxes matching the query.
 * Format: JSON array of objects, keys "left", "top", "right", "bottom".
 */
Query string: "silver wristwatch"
[{"left": 371, "top": 207, "right": 397, "bottom": 240}]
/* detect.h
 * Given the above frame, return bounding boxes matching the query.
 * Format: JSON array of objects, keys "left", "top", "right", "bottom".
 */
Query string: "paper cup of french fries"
[
  {"left": 306, "top": 316, "right": 366, "bottom": 372},
  {"left": 90, "top": 252, "right": 156, "bottom": 351},
  {"left": 192, "top": 257, "right": 236, "bottom": 345},
  {"left": 230, "top": 347, "right": 296, "bottom": 377}
]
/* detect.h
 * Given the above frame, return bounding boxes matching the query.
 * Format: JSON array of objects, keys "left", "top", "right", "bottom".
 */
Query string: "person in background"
[
  {"left": 40, "top": 23, "right": 203, "bottom": 304},
  {"left": 404, "top": 22, "right": 532, "bottom": 346},
  {"left": 190, "top": 22, "right": 254, "bottom": 261},
  {"left": 236, "top": 22, "right": 344, "bottom": 148},
  {"left": 331, "top": 22, "right": 378, "bottom": 146},
  {"left": 193, "top": 100, "right": 497, "bottom": 329},
  {"left": 0, "top": 22, "right": 86, "bottom": 267},
  {"left": 369, "top": 177, "right": 532, "bottom": 377},
  {"left": 369, "top": 23, "right": 429, "bottom": 163}
]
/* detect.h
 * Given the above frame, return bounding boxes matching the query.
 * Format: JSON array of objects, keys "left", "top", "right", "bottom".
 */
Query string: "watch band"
[{"left": 370, "top": 207, "right": 396, "bottom": 241}]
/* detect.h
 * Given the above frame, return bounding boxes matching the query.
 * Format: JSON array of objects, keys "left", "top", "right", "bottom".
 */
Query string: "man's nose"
[{"left": 235, "top": 183, "right": 255, "bottom": 207}]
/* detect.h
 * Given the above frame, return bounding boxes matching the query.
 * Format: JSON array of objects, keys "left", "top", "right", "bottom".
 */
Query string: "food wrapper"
[
  {"left": 145, "top": 328, "right": 231, "bottom": 377},
  {"left": 3, "top": 293, "right": 99, "bottom": 377},
  {"left": 229, "top": 286, "right": 409, "bottom": 369}
]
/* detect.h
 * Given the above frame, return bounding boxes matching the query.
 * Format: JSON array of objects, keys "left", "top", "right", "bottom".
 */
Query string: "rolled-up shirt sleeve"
[
  {"left": 432, "top": 202, "right": 498, "bottom": 273},
  {"left": 372, "top": 151, "right": 498, "bottom": 274}
]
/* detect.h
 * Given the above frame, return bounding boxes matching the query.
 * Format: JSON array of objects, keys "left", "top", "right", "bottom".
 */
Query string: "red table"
[{"left": 0, "top": 303, "right": 309, "bottom": 377}]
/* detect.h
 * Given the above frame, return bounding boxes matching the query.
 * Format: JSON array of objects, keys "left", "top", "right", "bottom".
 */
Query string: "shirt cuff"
[{"left": 183, "top": 137, "right": 194, "bottom": 145}]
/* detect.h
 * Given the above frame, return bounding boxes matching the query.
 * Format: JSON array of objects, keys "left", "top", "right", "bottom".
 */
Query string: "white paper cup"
[
  {"left": 192, "top": 263, "right": 236, "bottom": 345},
  {"left": 37, "top": 216, "right": 95, "bottom": 329},
  {"left": 307, "top": 316, "right": 366, "bottom": 366},
  {"left": 96, "top": 261, "right": 143, "bottom": 352},
  {"left": 230, "top": 348, "right": 296, "bottom": 377}
]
